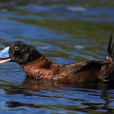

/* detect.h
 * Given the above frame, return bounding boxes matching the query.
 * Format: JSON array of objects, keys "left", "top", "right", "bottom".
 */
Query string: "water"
[{"left": 0, "top": 0, "right": 114, "bottom": 113}]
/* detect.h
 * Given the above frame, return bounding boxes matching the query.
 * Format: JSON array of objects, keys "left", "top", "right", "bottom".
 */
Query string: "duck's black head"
[{"left": 0, "top": 41, "right": 42, "bottom": 64}]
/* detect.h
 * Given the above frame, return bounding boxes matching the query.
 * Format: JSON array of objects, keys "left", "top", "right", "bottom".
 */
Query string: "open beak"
[{"left": 0, "top": 47, "right": 11, "bottom": 63}]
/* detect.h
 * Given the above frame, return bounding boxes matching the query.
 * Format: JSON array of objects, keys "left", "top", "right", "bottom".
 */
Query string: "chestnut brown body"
[{"left": 21, "top": 55, "right": 113, "bottom": 83}]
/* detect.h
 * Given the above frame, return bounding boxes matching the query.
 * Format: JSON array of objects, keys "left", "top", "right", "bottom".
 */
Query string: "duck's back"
[{"left": 61, "top": 60, "right": 112, "bottom": 83}]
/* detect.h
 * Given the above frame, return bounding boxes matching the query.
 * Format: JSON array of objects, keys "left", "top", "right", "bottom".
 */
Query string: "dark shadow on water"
[
  {"left": 2, "top": 76, "right": 114, "bottom": 113},
  {"left": 23, "top": 76, "right": 114, "bottom": 91}
]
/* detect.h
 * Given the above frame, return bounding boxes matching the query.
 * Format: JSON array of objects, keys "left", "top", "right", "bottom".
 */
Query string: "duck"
[{"left": 0, "top": 32, "right": 113, "bottom": 83}]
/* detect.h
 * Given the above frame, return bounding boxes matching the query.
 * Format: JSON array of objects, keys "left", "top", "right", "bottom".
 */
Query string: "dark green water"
[{"left": 0, "top": 0, "right": 114, "bottom": 114}]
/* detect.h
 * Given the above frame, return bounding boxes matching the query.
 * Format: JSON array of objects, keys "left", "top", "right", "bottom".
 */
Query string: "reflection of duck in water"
[
  {"left": 22, "top": 76, "right": 112, "bottom": 91},
  {"left": 4, "top": 77, "right": 114, "bottom": 112},
  {"left": 0, "top": 32, "right": 114, "bottom": 83}
]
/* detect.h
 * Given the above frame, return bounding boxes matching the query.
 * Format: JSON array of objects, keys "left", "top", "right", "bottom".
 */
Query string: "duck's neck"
[{"left": 20, "top": 55, "right": 53, "bottom": 69}]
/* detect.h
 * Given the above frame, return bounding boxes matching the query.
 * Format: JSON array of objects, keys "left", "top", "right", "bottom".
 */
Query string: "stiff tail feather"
[
  {"left": 106, "top": 32, "right": 114, "bottom": 62},
  {"left": 98, "top": 32, "right": 114, "bottom": 81}
]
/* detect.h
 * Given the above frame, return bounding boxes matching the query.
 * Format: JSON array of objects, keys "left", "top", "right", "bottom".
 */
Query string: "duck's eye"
[{"left": 15, "top": 46, "right": 19, "bottom": 51}]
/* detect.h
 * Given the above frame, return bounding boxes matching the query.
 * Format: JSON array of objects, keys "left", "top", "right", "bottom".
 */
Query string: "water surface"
[{"left": 0, "top": 0, "right": 114, "bottom": 114}]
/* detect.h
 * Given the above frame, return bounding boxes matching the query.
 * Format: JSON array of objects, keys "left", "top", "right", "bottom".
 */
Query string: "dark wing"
[{"left": 63, "top": 60, "right": 111, "bottom": 77}]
